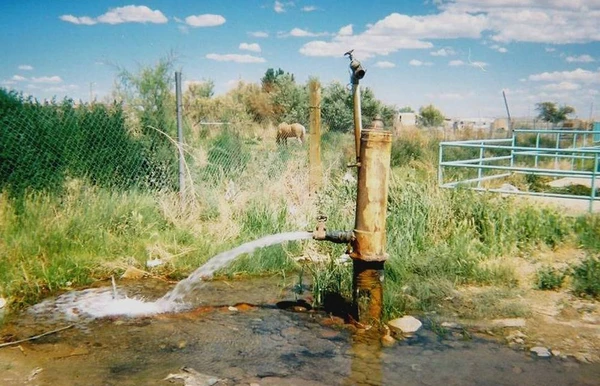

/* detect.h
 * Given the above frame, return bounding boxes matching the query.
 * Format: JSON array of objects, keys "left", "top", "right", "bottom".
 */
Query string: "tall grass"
[{"left": 2, "top": 127, "right": 599, "bottom": 321}]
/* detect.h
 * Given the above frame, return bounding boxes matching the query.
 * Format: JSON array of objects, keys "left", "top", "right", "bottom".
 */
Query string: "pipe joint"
[{"left": 312, "top": 215, "right": 354, "bottom": 244}]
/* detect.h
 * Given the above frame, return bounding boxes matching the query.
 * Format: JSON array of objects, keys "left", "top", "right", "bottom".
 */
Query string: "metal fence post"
[
  {"left": 590, "top": 153, "right": 598, "bottom": 213},
  {"left": 175, "top": 71, "right": 185, "bottom": 201}
]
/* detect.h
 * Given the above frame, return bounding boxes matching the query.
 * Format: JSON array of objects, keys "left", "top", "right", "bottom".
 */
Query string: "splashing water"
[
  {"left": 156, "top": 231, "right": 313, "bottom": 307},
  {"left": 29, "top": 231, "right": 313, "bottom": 321}
]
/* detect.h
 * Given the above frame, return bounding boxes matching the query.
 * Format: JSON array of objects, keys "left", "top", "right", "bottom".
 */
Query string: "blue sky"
[{"left": 1, "top": 0, "right": 599, "bottom": 118}]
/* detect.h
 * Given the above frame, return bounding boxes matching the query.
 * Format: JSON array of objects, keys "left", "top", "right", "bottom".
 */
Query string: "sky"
[{"left": 1, "top": 0, "right": 599, "bottom": 119}]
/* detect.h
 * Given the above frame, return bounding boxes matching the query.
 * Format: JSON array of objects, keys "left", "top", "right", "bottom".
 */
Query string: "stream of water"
[{"left": 29, "top": 231, "right": 313, "bottom": 321}]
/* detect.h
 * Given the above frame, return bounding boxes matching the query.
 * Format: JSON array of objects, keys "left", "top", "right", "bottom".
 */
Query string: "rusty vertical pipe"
[
  {"left": 350, "top": 123, "right": 392, "bottom": 325},
  {"left": 352, "top": 83, "right": 362, "bottom": 163}
]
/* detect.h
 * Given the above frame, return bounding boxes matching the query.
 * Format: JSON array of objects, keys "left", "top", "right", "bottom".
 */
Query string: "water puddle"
[
  {"left": 2, "top": 276, "right": 600, "bottom": 386},
  {"left": 2, "top": 232, "right": 600, "bottom": 385}
]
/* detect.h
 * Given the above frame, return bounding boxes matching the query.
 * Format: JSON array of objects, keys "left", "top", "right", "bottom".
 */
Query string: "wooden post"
[{"left": 309, "top": 78, "right": 322, "bottom": 194}]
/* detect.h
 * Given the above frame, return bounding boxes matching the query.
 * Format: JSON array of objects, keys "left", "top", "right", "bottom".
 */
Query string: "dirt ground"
[{"left": 452, "top": 246, "right": 600, "bottom": 363}]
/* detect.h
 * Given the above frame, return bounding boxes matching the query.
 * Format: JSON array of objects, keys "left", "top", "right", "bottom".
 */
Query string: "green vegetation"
[
  {"left": 1, "top": 58, "right": 599, "bottom": 325},
  {"left": 419, "top": 104, "right": 445, "bottom": 127},
  {"left": 536, "top": 101, "right": 575, "bottom": 127},
  {"left": 535, "top": 266, "right": 566, "bottom": 290},
  {"left": 571, "top": 256, "right": 600, "bottom": 298}
]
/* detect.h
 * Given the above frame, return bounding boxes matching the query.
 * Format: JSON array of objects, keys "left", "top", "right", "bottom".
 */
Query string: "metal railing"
[{"left": 438, "top": 128, "right": 600, "bottom": 212}]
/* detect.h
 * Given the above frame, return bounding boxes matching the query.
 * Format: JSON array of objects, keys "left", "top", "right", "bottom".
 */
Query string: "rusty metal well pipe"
[
  {"left": 352, "top": 83, "right": 362, "bottom": 163},
  {"left": 349, "top": 126, "right": 392, "bottom": 326}
]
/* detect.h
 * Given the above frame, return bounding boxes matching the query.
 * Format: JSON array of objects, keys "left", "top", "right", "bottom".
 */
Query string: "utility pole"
[{"left": 502, "top": 90, "right": 512, "bottom": 137}]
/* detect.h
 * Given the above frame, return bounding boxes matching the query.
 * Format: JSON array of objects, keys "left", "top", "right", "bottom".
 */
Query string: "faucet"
[{"left": 312, "top": 215, "right": 354, "bottom": 244}]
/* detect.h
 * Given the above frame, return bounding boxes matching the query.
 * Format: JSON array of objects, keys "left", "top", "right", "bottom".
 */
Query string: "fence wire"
[{"left": 0, "top": 88, "right": 310, "bottom": 203}]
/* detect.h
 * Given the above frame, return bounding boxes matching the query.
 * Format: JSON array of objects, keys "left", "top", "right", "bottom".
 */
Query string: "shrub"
[
  {"left": 571, "top": 256, "right": 600, "bottom": 298},
  {"left": 535, "top": 266, "right": 565, "bottom": 290}
]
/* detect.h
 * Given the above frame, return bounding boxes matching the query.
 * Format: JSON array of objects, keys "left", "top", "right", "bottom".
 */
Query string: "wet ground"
[{"left": 1, "top": 277, "right": 600, "bottom": 386}]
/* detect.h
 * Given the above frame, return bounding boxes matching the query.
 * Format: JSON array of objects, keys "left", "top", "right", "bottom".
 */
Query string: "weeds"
[
  {"left": 571, "top": 256, "right": 600, "bottom": 298},
  {"left": 535, "top": 266, "right": 566, "bottom": 290}
]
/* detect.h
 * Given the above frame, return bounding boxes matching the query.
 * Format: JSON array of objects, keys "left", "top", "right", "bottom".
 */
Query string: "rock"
[
  {"left": 500, "top": 183, "right": 519, "bottom": 192},
  {"left": 146, "top": 258, "right": 164, "bottom": 268},
  {"left": 530, "top": 346, "right": 551, "bottom": 358},
  {"left": 512, "top": 366, "right": 523, "bottom": 374},
  {"left": 491, "top": 318, "right": 526, "bottom": 328},
  {"left": 0, "top": 297, "right": 6, "bottom": 309},
  {"left": 164, "top": 366, "right": 220, "bottom": 386},
  {"left": 381, "top": 334, "right": 395, "bottom": 347},
  {"left": 388, "top": 316, "right": 422, "bottom": 335},
  {"left": 121, "top": 266, "right": 147, "bottom": 280},
  {"left": 27, "top": 368, "right": 43, "bottom": 382},
  {"left": 228, "top": 306, "right": 238, "bottom": 312},
  {"left": 441, "top": 322, "right": 461, "bottom": 329}
]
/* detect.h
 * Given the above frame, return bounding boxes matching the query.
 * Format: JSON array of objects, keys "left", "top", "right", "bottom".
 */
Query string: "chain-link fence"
[
  {"left": 0, "top": 90, "right": 179, "bottom": 197},
  {"left": 0, "top": 81, "right": 315, "bottom": 207}
]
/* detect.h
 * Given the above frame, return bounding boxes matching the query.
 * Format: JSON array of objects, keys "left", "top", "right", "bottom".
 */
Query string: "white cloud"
[
  {"left": 302, "top": 6, "right": 317, "bottom": 12},
  {"left": 60, "top": 6, "right": 167, "bottom": 25},
  {"left": 442, "top": 1, "right": 600, "bottom": 44},
  {"left": 18, "top": 65, "right": 33, "bottom": 71},
  {"left": 447, "top": 59, "right": 488, "bottom": 68},
  {"left": 31, "top": 76, "right": 62, "bottom": 84},
  {"left": 566, "top": 54, "right": 595, "bottom": 63},
  {"left": 540, "top": 81, "right": 581, "bottom": 91},
  {"left": 529, "top": 68, "right": 600, "bottom": 83},
  {"left": 239, "top": 43, "right": 261, "bottom": 52},
  {"left": 338, "top": 24, "right": 353, "bottom": 36},
  {"left": 300, "top": 11, "right": 486, "bottom": 58},
  {"left": 430, "top": 48, "right": 455, "bottom": 56},
  {"left": 206, "top": 53, "right": 266, "bottom": 63},
  {"left": 409, "top": 59, "right": 433, "bottom": 66},
  {"left": 545, "top": 47, "right": 556, "bottom": 52},
  {"left": 249, "top": 31, "right": 269, "bottom": 38},
  {"left": 470, "top": 60, "right": 488, "bottom": 69},
  {"left": 1, "top": 80, "right": 16, "bottom": 86},
  {"left": 490, "top": 44, "right": 508, "bottom": 53},
  {"left": 60, "top": 15, "right": 97, "bottom": 25},
  {"left": 374, "top": 61, "right": 396, "bottom": 68},
  {"left": 12, "top": 75, "right": 27, "bottom": 81},
  {"left": 274, "top": 1, "right": 285, "bottom": 13},
  {"left": 300, "top": 3, "right": 600, "bottom": 59},
  {"left": 287, "top": 28, "right": 328, "bottom": 37},
  {"left": 45, "top": 84, "right": 79, "bottom": 93},
  {"left": 185, "top": 14, "right": 226, "bottom": 27}
]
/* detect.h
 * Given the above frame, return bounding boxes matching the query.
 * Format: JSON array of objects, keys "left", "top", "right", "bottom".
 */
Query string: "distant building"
[
  {"left": 397, "top": 112, "right": 418, "bottom": 126},
  {"left": 394, "top": 112, "right": 419, "bottom": 135},
  {"left": 449, "top": 117, "right": 495, "bottom": 130}
]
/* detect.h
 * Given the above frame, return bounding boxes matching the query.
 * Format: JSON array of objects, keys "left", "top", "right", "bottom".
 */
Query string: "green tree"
[
  {"left": 321, "top": 81, "right": 396, "bottom": 132},
  {"left": 113, "top": 54, "right": 178, "bottom": 189},
  {"left": 186, "top": 79, "right": 214, "bottom": 99},
  {"left": 271, "top": 73, "right": 308, "bottom": 124},
  {"left": 261, "top": 68, "right": 286, "bottom": 93},
  {"left": 322, "top": 81, "right": 353, "bottom": 132},
  {"left": 399, "top": 106, "right": 414, "bottom": 113},
  {"left": 419, "top": 104, "right": 445, "bottom": 127},
  {"left": 536, "top": 102, "right": 575, "bottom": 127}
]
